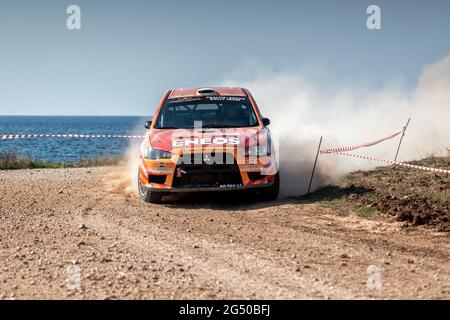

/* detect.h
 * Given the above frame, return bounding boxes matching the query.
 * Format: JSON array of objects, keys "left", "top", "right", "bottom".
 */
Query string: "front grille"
[
  {"left": 173, "top": 153, "right": 242, "bottom": 188},
  {"left": 148, "top": 174, "right": 167, "bottom": 184},
  {"left": 248, "top": 172, "right": 264, "bottom": 181}
]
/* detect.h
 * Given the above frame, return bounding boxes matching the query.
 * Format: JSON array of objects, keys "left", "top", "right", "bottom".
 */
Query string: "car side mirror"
[
  {"left": 262, "top": 117, "right": 271, "bottom": 127},
  {"left": 144, "top": 120, "right": 152, "bottom": 129}
]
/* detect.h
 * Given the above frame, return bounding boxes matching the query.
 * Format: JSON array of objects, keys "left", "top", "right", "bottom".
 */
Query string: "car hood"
[{"left": 147, "top": 127, "right": 268, "bottom": 152}]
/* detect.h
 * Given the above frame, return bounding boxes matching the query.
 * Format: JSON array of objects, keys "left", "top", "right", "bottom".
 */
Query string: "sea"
[{"left": 0, "top": 116, "right": 148, "bottom": 163}]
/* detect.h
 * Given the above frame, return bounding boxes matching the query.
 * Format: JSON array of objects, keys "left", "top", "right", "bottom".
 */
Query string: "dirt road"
[{"left": 0, "top": 167, "right": 449, "bottom": 299}]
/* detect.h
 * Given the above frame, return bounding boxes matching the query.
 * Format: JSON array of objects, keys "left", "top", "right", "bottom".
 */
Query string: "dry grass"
[
  {"left": 0, "top": 151, "right": 122, "bottom": 170},
  {"left": 0, "top": 152, "right": 64, "bottom": 170},
  {"left": 73, "top": 156, "right": 123, "bottom": 167},
  {"left": 339, "top": 155, "right": 449, "bottom": 231}
]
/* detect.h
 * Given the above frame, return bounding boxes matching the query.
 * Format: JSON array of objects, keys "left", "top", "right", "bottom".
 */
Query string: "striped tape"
[
  {"left": 319, "top": 130, "right": 403, "bottom": 154},
  {"left": 336, "top": 152, "right": 450, "bottom": 175},
  {"left": 1, "top": 134, "right": 145, "bottom": 139}
]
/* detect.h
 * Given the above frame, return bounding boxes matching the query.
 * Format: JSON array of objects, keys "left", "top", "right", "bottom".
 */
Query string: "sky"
[{"left": 0, "top": 0, "right": 449, "bottom": 116}]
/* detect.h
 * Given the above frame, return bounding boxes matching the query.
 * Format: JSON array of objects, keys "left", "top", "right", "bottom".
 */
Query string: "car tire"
[
  {"left": 257, "top": 172, "right": 280, "bottom": 201},
  {"left": 138, "top": 171, "right": 163, "bottom": 203}
]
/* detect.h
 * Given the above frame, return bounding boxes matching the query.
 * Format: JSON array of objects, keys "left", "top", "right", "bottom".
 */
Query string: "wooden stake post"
[
  {"left": 394, "top": 118, "right": 411, "bottom": 162},
  {"left": 307, "top": 136, "right": 323, "bottom": 194}
]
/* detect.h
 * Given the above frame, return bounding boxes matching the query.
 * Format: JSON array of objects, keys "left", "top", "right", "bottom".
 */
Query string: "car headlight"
[
  {"left": 246, "top": 143, "right": 269, "bottom": 157},
  {"left": 144, "top": 147, "right": 172, "bottom": 160}
]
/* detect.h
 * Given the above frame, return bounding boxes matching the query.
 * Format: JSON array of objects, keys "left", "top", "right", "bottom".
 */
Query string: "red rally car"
[{"left": 138, "top": 87, "right": 279, "bottom": 203}]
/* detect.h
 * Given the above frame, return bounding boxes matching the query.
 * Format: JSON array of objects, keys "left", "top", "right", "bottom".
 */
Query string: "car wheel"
[
  {"left": 257, "top": 172, "right": 280, "bottom": 201},
  {"left": 138, "top": 171, "right": 163, "bottom": 203}
]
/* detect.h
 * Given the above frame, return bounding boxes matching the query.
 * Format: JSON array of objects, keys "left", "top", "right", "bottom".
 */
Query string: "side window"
[{"left": 242, "top": 104, "right": 258, "bottom": 125}]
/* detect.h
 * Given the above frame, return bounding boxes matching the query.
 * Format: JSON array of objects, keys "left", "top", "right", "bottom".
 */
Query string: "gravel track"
[{"left": 0, "top": 167, "right": 449, "bottom": 299}]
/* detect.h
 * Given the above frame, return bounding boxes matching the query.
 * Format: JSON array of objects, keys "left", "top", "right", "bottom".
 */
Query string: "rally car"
[{"left": 138, "top": 87, "right": 279, "bottom": 203}]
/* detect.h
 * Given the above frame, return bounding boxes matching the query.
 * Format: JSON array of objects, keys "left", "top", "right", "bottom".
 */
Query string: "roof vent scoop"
[{"left": 196, "top": 88, "right": 218, "bottom": 95}]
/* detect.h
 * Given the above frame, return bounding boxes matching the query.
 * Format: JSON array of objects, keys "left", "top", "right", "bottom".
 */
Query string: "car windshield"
[{"left": 154, "top": 96, "right": 259, "bottom": 129}]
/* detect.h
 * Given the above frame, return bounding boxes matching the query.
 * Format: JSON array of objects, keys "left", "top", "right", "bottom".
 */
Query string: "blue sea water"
[{"left": 0, "top": 116, "right": 148, "bottom": 163}]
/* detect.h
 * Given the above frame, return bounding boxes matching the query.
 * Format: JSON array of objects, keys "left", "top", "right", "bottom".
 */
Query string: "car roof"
[{"left": 168, "top": 87, "right": 247, "bottom": 99}]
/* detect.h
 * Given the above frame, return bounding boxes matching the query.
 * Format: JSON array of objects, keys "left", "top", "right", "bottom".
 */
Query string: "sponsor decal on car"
[{"left": 172, "top": 137, "right": 240, "bottom": 147}]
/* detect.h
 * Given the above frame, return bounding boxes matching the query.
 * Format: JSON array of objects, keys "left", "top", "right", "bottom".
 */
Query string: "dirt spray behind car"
[
  {"left": 222, "top": 55, "right": 450, "bottom": 196},
  {"left": 102, "top": 129, "right": 142, "bottom": 196}
]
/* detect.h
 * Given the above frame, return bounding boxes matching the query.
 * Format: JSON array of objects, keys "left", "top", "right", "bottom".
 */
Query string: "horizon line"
[{"left": 0, "top": 114, "right": 149, "bottom": 117}]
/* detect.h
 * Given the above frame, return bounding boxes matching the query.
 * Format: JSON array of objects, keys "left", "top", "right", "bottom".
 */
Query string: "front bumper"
[
  {"left": 138, "top": 148, "right": 278, "bottom": 192},
  {"left": 140, "top": 180, "right": 275, "bottom": 193}
]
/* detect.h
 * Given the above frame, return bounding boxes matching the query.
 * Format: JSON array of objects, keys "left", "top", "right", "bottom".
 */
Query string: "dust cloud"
[
  {"left": 222, "top": 55, "right": 450, "bottom": 196},
  {"left": 109, "top": 56, "right": 450, "bottom": 198},
  {"left": 103, "top": 135, "right": 142, "bottom": 196}
]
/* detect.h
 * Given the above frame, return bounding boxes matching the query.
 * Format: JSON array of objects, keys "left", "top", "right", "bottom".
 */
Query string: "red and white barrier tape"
[
  {"left": 319, "top": 130, "right": 403, "bottom": 154},
  {"left": 319, "top": 127, "right": 449, "bottom": 174},
  {"left": 1, "top": 134, "right": 145, "bottom": 140},
  {"left": 337, "top": 152, "right": 450, "bottom": 175}
]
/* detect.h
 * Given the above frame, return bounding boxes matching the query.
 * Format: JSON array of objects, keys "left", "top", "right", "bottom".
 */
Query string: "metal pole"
[
  {"left": 394, "top": 118, "right": 410, "bottom": 162},
  {"left": 307, "top": 136, "right": 322, "bottom": 194}
]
